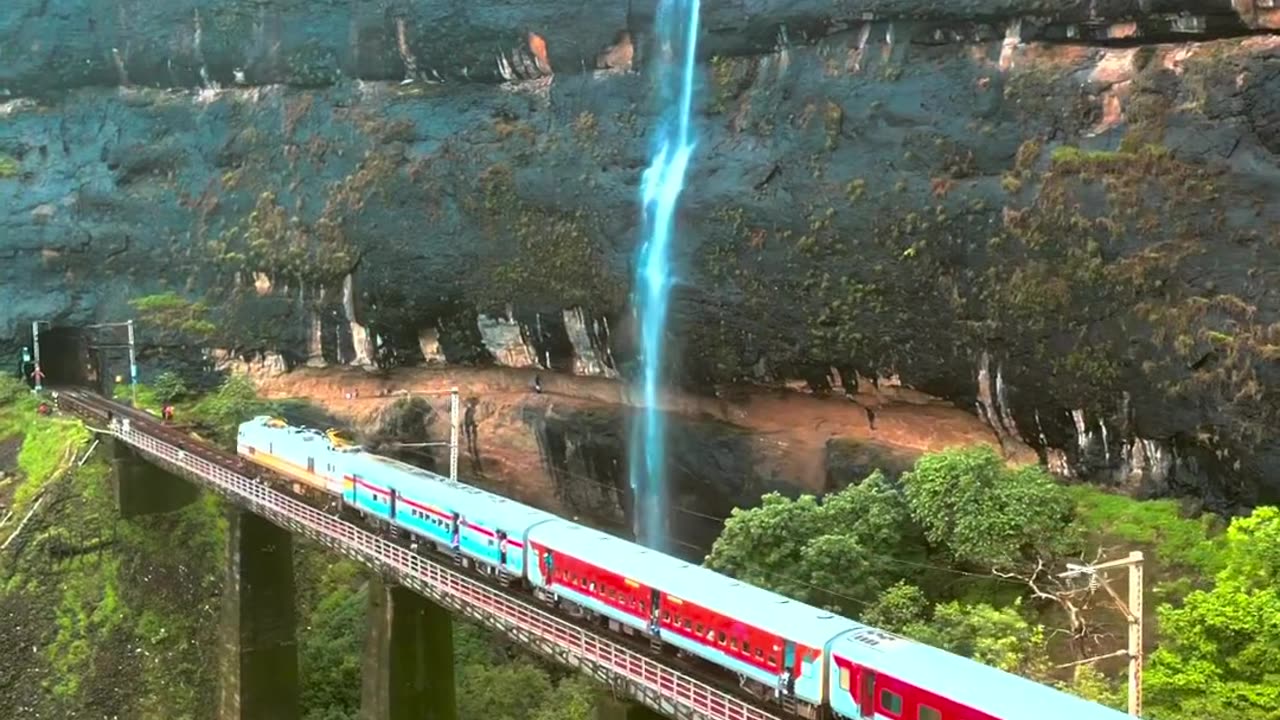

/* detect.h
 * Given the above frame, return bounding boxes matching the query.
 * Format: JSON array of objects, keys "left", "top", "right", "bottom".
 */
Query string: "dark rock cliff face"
[
  {"left": 2, "top": 2, "right": 1279, "bottom": 509},
  {"left": 4, "top": 1, "right": 1277, "bottom": 96}
]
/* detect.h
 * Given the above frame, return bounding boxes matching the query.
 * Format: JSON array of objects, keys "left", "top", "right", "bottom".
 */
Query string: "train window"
[
  {"left": 682, "top": 619, "right": 692, "bottom": 630},
  {"left": 662, "top": 611, "right": 670, "bottom": 622},
  {"left": 755, "top": 648, "right": 764, "bottom": 660},
  {"left": 695, "top": 623, "right": 703, "bottom": 634},
  {"left": 838, "top": 667, "right": 851, "bottom": 690},
  {"left": 717, "top": 631, "right": 726, "bottom": 645},
  {"left": 879, "top": 690, "right": 903, "bottom": 716},
  {"left": 918, "top": 706, "right": 941, "bottom": 720},
  {"left": 730, "top": 639, "right": 739, "bottom": 651},
  {"left": 742, "top": 640, "right": 750, "bottom": 653}
]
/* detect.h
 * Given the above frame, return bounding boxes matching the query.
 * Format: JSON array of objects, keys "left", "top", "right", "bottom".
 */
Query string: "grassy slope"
[{"left": 0, "top": 377, "right": 225, "bottom": 718}]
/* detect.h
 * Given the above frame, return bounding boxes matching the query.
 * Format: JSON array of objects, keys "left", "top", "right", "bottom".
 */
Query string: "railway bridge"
[{"left": 54, "top": 388, "right": 785, "bottom": 720}]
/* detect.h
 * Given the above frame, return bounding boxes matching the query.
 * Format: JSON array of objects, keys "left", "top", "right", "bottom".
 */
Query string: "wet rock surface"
[
  {"left": 2, "top": 5, "right": 1279, "bottom": 510},
  {"left": 4, "top": 1, "right": 1274, "bottom": 97}
]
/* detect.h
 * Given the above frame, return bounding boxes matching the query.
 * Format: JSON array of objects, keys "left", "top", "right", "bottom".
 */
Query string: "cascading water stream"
[{"left": 629, "top": 0, "right": 701, "bottom": 551}]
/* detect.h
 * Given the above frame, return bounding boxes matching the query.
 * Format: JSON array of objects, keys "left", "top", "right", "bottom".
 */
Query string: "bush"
[{"left": 152, "top": 372, "right": 189, "bottom": 403}]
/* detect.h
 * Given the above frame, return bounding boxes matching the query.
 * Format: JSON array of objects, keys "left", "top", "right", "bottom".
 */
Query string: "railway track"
[{"left": 50, "top": 386, "right": 791, "bottom": 720}]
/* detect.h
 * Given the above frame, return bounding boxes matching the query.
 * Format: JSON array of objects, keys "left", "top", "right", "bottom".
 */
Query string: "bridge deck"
[{"left": 55, "top": 389, "right": 785, "bottom": 720}]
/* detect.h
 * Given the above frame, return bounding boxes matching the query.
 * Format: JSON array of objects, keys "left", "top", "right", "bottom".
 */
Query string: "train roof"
[
  {"left": 830, "top": 629, "right": 1132, "bottom": 720},
  {"left": 527, "top": 521, "right": 861, "bottom": 648},
  {"left": 241, "top": 416, "right": 561, "bottom": 531},
  {"left": 353, "top": 451, "right": 562, "bottom": 529}
]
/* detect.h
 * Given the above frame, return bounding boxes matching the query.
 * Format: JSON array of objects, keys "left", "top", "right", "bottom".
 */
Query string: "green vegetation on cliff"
[
  {"left": 130, "top": 292, "right": 217, "bottom": 340},
  {"left": 0, "top": 153, "right": 19, "bottom": 179},
  {"left": 708, "top": 445, "right": 1280, "bottom": 719}
]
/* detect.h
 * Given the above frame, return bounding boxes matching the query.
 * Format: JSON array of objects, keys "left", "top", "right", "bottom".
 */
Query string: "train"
[{"left": 235, "top": 415, "right": 1131, "bottom": 720}]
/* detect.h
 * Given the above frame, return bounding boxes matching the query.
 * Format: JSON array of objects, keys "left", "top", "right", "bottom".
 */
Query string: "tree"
[
  {"left": 862, "top": 581, "right": 930, "bottom": 632},
  {"left": 454, "top": 621, "right": 600, "bottom": 720},
  {"left": 863, "top": 581, "right": 1055, "bottom": 681},
  {"left": 299, "top": 584, "right": 365, "bottom": 720},
  {"left": 128, "top": 292, "right": 216, "bottom": 340},
  {"left": 190, "top": 374, "right": 275, "bottom": 443},
  {"left": 905, "top": 600, "right": 1053, "bottom": 679},
  {"left": 705, "top": 471, "right": 926, "bottom": 616},
  {"left": 901, "top": 446, "right": 1076, "bottom": 569},
  {"left": 1145, "top": 507, "right": 1280, "bottom": 720}
]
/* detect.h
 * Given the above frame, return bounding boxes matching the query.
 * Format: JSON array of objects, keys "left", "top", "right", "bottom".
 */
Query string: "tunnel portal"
[{"left": 33, "top": 326, "right": 93, "bottom": 389}]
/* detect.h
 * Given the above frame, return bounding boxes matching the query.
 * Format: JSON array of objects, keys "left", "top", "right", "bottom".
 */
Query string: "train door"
[
  {"left": 388, "top": 489, "right": 398, "bottom": 520},
  {"left": 307, "top": 456, "right": 315, "bottom": 474},
  {"left": 858, "top": 668, "right": 876, "bottom": 718},
  {"left": 782, "top": 641, "right": 797, "bottom": 696},
  {"left": 450, "top": 512, "right": 461, "bottom": 551},
  {"left": 649, "top": 589, "right": 661, "bottom": 634},
  {"left": 497, "top": 530, "right": 508, "bottom": 565}
]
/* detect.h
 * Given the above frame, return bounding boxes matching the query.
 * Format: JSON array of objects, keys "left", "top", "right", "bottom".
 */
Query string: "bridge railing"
[{"left": 111, "top": 422, "right": 782, "bottom": 720}]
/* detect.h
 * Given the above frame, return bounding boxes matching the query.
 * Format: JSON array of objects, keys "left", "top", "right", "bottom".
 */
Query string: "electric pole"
[{"left": 1059, "top": 551, "right": 1145, "bottom": 717}]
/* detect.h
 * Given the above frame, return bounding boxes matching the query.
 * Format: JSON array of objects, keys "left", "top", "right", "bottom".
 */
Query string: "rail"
[{"left": 59, "top": 390, "right": 782, "bottom": 720}]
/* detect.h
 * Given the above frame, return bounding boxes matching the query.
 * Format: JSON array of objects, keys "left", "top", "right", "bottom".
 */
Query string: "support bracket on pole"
[{"left": 1059, "top": 551, "right": 1144, "bottom": 716}]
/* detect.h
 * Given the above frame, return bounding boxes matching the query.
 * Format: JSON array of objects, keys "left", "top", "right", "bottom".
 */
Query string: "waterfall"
[{"left": 629, "top": 0, "right": 702, "bottom": 551}]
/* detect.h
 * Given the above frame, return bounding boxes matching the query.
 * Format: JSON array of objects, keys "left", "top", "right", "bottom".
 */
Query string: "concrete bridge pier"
[
  {"left": 218, "top": 509, "right": 300, "bottom": 720},
  {"left": 361, "top": 574, "right": 457, "bottom": 720},
  {"left": 110, "top": 438, "right": 198, "bottom": 517}
]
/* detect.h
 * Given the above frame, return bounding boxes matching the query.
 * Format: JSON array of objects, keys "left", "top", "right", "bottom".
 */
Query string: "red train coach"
[{"left": 526, "top": 521, "right": 860, "bottom": 715}]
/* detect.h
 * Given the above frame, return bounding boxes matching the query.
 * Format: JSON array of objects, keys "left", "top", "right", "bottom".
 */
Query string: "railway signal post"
[
  {"left": 1060, "top": 551, "right": 1145, "bottom": 716},
  {"left": 31, "top": 320, "right": 45, "bottom": 391}
]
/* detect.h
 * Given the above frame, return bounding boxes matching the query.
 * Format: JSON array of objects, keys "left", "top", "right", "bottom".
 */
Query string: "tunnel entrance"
[
  {"left": 35, "top": 327, "right": 92, "bottom": 389},
  {"left": 32, "top": 322, "right": 137, "bottom": 396}
]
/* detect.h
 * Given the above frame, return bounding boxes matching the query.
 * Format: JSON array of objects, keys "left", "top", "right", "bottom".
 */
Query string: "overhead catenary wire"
[
  {"left": 357, "top": 428, "right": 1032, "bottom": 606},
  {"left": 522, "top": 461, "right": 1028, "bottom": 589},
  {"left": 241, "top": 395, "right": 1025, "bottom": 612}
]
